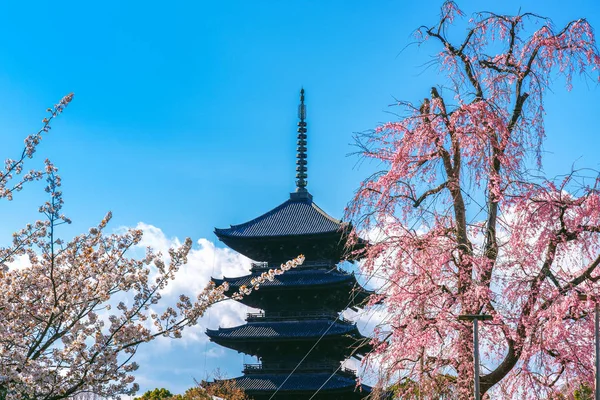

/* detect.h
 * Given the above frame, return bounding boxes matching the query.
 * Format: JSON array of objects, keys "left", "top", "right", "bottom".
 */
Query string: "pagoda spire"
[{"left": 295, "top": 88, "right": 308, "bottom": 192}]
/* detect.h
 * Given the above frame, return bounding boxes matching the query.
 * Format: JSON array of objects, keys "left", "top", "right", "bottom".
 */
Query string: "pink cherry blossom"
[{"left": 349, "top": 3, "right": 600, "bottom": 398}]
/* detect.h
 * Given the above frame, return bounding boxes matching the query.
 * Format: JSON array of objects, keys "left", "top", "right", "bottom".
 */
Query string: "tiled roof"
[
  {"left": 226, "top": 373, "right": 371, "bottom": 393},
  {"left": 212, "top": 269, "right": 355, "bottom": 289},
  {"left": 214, "top": 195, "right": 347, "bottom": 238},
  {"left": 206, "top": 319, "right": 360, "bottom": 340}
]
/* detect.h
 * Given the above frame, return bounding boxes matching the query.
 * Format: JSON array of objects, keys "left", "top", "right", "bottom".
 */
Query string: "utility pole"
[
  {"left": 578, "top": 294, "right": 599, "bottom": 400},
  {"left": 458, "top": 314, "right": 492, "bottom": 400}
]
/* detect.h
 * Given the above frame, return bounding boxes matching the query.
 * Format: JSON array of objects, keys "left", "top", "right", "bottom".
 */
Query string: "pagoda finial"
[{"left": 295, "top": 88, "right": 308, "bottom": 192}]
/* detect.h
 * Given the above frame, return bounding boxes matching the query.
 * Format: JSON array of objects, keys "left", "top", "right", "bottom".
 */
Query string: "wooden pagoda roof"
[
  {"left": 211, "top": 269, "right": 373, "bottom": 309},
  {"left": 212, "top": 269, "right": 356, "bottom": 288},
  {"left": 223, "top": 373, "right": 371, "bottom": 394},
  {"left": 214, "top": 193, "right": 348, "bottom": 240},
  {"left": 206, "top": 319, "right": 363, "bottom": 341}
]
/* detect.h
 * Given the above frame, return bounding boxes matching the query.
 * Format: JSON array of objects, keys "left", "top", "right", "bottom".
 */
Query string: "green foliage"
[
  {"left": 574, "top": 384, "right": 593, "bottom": 400},
  {"left": 168, "top": 387, "right": 212, "bottom": 400},
  {"left": 136, "top": 380, "right": 248, "bottom": 400},
  {"left": 134, "top": 388, "right": 174, "bottom": 400}
]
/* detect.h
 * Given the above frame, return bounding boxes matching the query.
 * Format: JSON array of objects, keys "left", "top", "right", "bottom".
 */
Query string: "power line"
[
  {"left": 269, "top": 200, "right": 436, "bottom": 399},
  {"left": 308, "top": 335, "right": 374, "bottom": 400},
  {"left": 312, "top": 198, "right": 442, "bottom": 398},
  {"left": 310, "top": 307, "right": 390, "bottom": 399},
  {"left": 266, "top": 225, "right": 390, "bottom": 400},
  {"left": 308, "top": 289, "right": 394, "bottom": 400},
  {"left": 266, "top": 279, "right": 371, "bottom": 400},
  {"left": 306, "top": 182, "right": 501, "bottom": 399}
]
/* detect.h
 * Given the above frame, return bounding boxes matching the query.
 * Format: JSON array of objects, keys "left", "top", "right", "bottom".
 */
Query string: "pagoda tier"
[
  {"left": 207, "top": 90, "right": 372, "bottom": 399},
  {"left": 212, "top": 267, "right": 371, "bottom": 311},
  {"left": 214, "top": 193, "right": 365, "bottom": 262},
  {"left": 206, "top": 317, "right": 371, "bottom": 359}
]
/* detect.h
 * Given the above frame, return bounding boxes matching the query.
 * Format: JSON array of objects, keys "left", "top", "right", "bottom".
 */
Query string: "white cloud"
[
  {"left": 112, "top": 223, "right": 259, "bottom": 394},
  {"left": 7, "top": 254, "right": 31, "bottom": 270},
  {"left": 131, "top": 223, "right": 255, "bottom": 343}
]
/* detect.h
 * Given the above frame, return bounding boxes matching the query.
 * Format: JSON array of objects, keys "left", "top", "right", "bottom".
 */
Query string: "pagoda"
[{"left": 208, "top": 90, "right": 372, "bottom": 400}]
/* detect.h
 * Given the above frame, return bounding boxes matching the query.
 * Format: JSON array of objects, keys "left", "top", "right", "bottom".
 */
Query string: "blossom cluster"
[
  {"left": 0, "top": 93, "right": 73, "bottom": 201},
  {"left": 230, "top": 255, "right": 305, "bottom": 300},
  {"left": 0, "top": 95, "right": 300, "bottom": 399}
]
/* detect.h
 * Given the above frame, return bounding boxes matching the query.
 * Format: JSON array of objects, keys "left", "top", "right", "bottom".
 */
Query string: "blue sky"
[{"left": 0, "top": 0, "right": 599, "bottom": 396}]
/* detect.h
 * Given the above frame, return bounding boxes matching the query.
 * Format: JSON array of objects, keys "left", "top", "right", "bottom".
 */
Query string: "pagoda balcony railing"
[
  {"left": 251, "top": 259, "right": 336, "bottom": 270},
  {"left": 243, "top": 362, "right": 357, "bottom": 376},
  {"left": 246, "top": 310, "right": 353, "bottom": 324}
]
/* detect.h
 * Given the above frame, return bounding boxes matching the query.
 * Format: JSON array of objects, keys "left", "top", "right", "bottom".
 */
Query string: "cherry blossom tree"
[
  {"left": 348, "top": 2, "right": 600, "bottom": 398},
  {"left": 0, "top": 96, "right": 305, "bottom": 400}
]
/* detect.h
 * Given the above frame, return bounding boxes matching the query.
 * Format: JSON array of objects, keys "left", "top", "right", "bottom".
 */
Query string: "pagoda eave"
[
  {"left": 206, "top": 336, "right": 371, "bottom": 360},
  {"left": 210, "top": 282, "right": 372, "bottom": 311},
  {"left": 212, "top": 269, "right": 363, "bottom": 291},
  {"left": 205, "top": 320, "right": 363, "bottom": 340},
  {"left": 215, "top": 231, "right": 365, "bottom": 263},
  {"left": 212, "top": 373, "right": 372, "bottom": 400},
  {"left": 206, "top": 336, "right": 369, "bottom": 353},
  {"left": 213, "top": 195, "right": 349, "bottom": 242}
]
